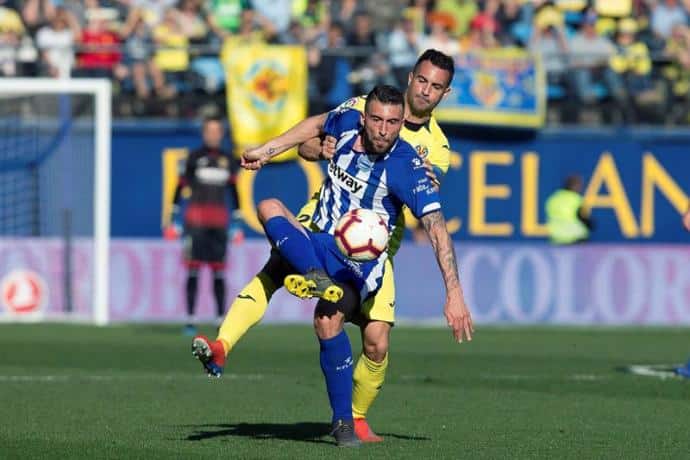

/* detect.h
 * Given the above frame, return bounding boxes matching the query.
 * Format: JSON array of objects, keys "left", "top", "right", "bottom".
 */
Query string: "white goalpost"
[{"left": 0, "top": 78, "right": 111, "bottom": 325}]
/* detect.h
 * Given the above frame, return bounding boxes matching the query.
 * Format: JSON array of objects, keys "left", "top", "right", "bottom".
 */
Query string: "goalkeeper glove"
[
  {"left": 228, "top": 210, "right": 245, "bottom": 245},
  {"left": 164, "top": 205, "right": 184, "bottom": 240}
]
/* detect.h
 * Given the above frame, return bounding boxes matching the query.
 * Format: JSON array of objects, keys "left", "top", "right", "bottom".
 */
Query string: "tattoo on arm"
[{"left": 421, "top": 210, "right": 460, "bottom": 292}]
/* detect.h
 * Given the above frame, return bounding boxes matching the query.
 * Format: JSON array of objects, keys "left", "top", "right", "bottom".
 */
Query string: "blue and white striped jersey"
[{"left": 312, "top": 108, "right": 442, "bottom": 235}]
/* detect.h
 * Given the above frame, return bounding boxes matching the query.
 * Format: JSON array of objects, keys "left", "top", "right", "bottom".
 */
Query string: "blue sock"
[
  {"left": 319, "top": 330, "right": 354, "bottom": 423},
  {"left": 263, "top": 216, "right": 322, "bottom": 274}
]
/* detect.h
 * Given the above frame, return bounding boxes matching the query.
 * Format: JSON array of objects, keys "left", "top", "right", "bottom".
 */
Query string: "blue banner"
[
  {"left": 434, "top": 49, "right": 546, "bottom": 128},
  {"left": 110, "top": 123, "right": 690, "bottom": 242}
]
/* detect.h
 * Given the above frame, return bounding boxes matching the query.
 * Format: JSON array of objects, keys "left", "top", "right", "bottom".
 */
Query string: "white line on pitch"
[{"left": 0, "top": 373, "right": 266, "bottom": 383}]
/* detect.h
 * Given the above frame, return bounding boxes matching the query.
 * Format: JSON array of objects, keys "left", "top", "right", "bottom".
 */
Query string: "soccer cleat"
[
  {"left": 354, "top": 418, "right": 383, "bottom": 443},
  {"left": 191, "top": 335, "right": 226, "bottom": 378},
  {"left": 284, "top": 270, "right": 343, "bottom": 303},
  {"left": 330, "top": 419, "right": 361, "bottom": 448},
  {"left": 675, "top": 362, "right": 690, "bottom": 379}
]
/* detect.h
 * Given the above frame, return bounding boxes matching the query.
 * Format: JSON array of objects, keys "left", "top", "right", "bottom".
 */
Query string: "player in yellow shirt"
[{"left": 193, "top": 49, "right": 462, "bottom": 442}]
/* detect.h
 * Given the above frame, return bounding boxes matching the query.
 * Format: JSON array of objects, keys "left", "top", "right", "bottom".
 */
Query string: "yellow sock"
[
  {"left": 216, "top": 272, "right": 276, "bottom": 355},
  {"left": 352, "top": 352, "right": 388, "bottom": 419}
]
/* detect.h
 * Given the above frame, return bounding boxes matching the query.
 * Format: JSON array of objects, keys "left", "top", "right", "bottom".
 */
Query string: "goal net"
[{"left": 0, "top": 79, "right": 111, "bottom": 325}]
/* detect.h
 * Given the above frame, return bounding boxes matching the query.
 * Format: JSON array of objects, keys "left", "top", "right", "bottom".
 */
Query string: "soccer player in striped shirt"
[
  {"left": 196, "top": 50, "right": 462, "bottom": 442},
  {"left": 193, "top": 85, "right": 473, "bottom": 446}
]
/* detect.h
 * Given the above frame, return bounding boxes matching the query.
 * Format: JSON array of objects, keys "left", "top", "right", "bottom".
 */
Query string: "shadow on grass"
[
  {"left": 184, "top": 422, "right": 333, "bottom": 445},
  {"left": 182, "top": 423, "right": 431, "bottom": 444}
]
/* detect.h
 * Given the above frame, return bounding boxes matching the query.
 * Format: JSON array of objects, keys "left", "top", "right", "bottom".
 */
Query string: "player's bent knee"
[
  {"left": 362, "top": 321, "right": 390, "bottom": 362},
  {"left": 257, "top": 199, "right": 285, "bottom": 224},
  {"left": 363, "top": 339, "right": 389, "bottom": 363}
]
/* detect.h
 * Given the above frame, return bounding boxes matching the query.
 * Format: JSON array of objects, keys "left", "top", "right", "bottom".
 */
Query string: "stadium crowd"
[{"left": 2, "top": 0, "right": 690, "bottom": 123}]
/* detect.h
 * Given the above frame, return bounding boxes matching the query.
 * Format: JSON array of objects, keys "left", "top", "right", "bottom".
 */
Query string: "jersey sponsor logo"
[
  {"left": 328, "top": 161, "right": 365, "bottom": 196},
  {"left": 195, "top": 167, "right": 230, "bottom": 185},
  {"left": 1, "top": 270, "right": 47, "bottom": 314},
  {"left": 411, "top": 157, "right": 424, "bottom": 169}
]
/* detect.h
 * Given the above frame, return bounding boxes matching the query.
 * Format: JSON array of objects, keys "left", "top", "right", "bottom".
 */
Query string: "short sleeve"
[
  {"left": 323, "top": 109, "right": 361, "bottom": 139},
  {"left": 330, "top": 95, "right": 367, "bottom": 114},
  {"left": 390, "top": 155, "right": 442, "bottom": 219},
  {"left": 427, "top": 120, "right": 451, "bottom": 174}
]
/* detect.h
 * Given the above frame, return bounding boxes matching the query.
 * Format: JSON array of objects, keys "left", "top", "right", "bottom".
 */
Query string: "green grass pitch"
[{"left": 1, "top": 324, "right": 689, "bottom": 459}]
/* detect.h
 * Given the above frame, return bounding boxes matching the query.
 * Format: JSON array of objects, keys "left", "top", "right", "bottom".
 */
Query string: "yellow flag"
[{"left": 223, "top": 44, "right": 307, "bottom": 162}]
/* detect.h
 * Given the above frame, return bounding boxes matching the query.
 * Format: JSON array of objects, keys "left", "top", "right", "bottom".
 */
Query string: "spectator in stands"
[
  {"left": 405, "top": 0, "right": 435, "bottom": 35},
  {"left": 435, "top": 0, "right": 477, "bottom": 37},
  {"left": 421, "top": 11, "right": 460, "bottom": 56},
  {"left": 291, "top": 0, "right": 328, "bottom": 43},
  {"left": 568, "top": 10, "right": 616, "bottom": 107},
  {"left": 346, "top": 11, "right": 377, "bottom": 66},
  {"left": 662, "top": 22, "right": 690, "bottom": 121},
  {"left": 345, "top": 10, "right": 383, "bottom": 94},
  {"left": 460, "top": 11, "right": 499, "bottom": 51},
  {"left": 0, "top": 2, "right": 25, "bottom": 76},
  {"left": 327, "top": 0, "right": 361, "bottom": 29},
  {"left": 607, "top": 17, "right": 657, "bottom": 122},
  {"left": 529, "top": 7, "right": 570, "bottom": 89},
  {"left": 308, "top": 20, "right": 352, "bottom": 113},
  {"left": 221, "top": 7, "right": 273, "bottom": 48},
  {"left": 114, "top": 8, "right": 167, "bottom": 103},
  {"left": 152, "top": 7, "right": 188, "bottom": 96},
  {"left": 206, "top": 0, "right": 249, "bottom": 38},
  {"left": 250, "top": 0, "right": 291, "bottom": 40},
  {"left": 21, "top": 0, "right": 55, "bottom": 36},
  {"left": 36, "top": 6, "right": 80, "bottom": 78},
  {"left": 178, "top": 0, "right": 209, "bottom": 50},
  {"left": 650, "top": 0, "right": 687, "bottom": 39},
  {"left": 76, "top": 8, "right": 121, "bottom": 78},
  {"left": 495, "top": 0, "right": 524, "bottom": 46},
  {"left": 388, "top": 15, "right": 420, "bottom": 87},
  {"left": 132, "top": 0, "right": 177, "bottom": 29}
]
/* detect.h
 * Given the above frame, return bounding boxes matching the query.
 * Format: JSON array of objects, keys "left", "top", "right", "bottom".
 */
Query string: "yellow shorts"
[{"left": 297, "top": 198, "right": 396, "bottom": 324}]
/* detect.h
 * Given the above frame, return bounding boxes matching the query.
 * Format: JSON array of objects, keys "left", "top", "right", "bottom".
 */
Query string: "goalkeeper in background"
[{"left": 165, "top": 116, "right": 243, "bottom": 335}]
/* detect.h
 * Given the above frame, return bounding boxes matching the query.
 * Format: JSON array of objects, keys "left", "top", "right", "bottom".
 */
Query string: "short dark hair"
[
  {"left": 364, "top": 85, "right": 405, "bottom": 113},
  {"left": 412, "top": 49, "right": 455, "bottom": 87},
  {"left": 203, "top": 115, "right": 224, "bottom": 126}
]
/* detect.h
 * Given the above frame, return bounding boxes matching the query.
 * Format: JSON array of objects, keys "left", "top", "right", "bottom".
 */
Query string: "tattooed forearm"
[{"left": 421, "top": 210, "right": 460, "bottom": 292}]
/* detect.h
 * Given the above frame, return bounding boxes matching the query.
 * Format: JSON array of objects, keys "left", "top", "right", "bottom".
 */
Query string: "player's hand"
[
  {"left": 320, "top": 135, "right": 337, "bottom": 160},
  {"left": 424, "top": 159, "right": 440, "bottom": 191},
  {"left": 444, "top": 290, "right": 474, "bottom": 343},
  {"left": 683, "top": 209, "right": 690, "bottom": 232},
  {"left": 241, "top": 147, "right": 270, "bottom": 170},
  {"left": 163, "top": 224, "right": 181, "bottom": 240}
]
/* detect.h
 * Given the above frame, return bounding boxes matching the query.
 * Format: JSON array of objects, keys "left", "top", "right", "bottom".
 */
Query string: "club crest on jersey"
[
  {"left": 356, "top": 154, "right": 374, "bottom": 172},
  {"left": 335, "top": 97, "right": 359, "bottom": 113},
  {"left": 218, "top": 157, "right": 228, "bottom": 168},
  {"left": 328, "top": 161, "right": 365, "bottom": 195},
  {"left": 415, "top": 145, "right": 429, "bottom": 159}
]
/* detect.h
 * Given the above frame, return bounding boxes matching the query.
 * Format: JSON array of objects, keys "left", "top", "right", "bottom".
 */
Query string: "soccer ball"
[{"left": 334, "top": 208, "right": 389, "bottom": 262}]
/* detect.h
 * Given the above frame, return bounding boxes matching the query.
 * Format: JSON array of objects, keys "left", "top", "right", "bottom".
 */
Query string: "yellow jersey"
[{"left": 331, "top": 95, "right": 451, "bottom": 256}]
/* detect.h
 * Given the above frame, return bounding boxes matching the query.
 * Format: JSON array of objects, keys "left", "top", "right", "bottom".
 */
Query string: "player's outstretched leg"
[
  {"left": 284, "top": 269, "right": 344, "bottom": 303},
  {"left": 191, "top": 335, "right": 226, "bottom": 378}
]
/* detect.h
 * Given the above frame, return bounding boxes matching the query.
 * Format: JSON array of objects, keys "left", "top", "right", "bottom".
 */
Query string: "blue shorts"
[{"left": 308, "top": 231, "right": 386, "bottom": 299}]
